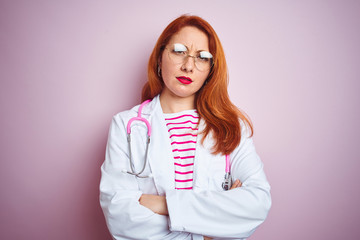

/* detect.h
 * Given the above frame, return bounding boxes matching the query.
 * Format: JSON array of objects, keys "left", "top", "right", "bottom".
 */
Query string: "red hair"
[{"left": 142, "top": 15, "right": 253, "bottom": 155}]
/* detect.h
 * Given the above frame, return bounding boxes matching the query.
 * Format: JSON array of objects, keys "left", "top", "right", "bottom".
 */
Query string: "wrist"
[{"left": 159, "top": 196, "right": 169, "bottom": 215}]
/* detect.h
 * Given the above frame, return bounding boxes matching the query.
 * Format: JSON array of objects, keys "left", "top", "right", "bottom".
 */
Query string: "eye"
[
  {"left": 197, "top": 51, "right": 213, "bottom": 62},
  {"left": 172, "top": 43, "right": 188, "bottom": 55}
]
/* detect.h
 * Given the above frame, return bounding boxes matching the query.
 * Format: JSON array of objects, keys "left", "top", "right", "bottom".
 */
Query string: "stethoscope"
[{"left": 125, "top": 100, "right": 232, "bottom": 190}]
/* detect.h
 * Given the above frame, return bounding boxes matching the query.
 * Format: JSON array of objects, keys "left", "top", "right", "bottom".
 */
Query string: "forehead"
[{"left": 168, "top": 26, "right": 209, "bottom": 50}]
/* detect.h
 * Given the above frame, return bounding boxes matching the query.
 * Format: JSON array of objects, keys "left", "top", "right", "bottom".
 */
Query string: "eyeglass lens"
[{"left": 167, "top": 43, "right": 213, "bottom": 71}]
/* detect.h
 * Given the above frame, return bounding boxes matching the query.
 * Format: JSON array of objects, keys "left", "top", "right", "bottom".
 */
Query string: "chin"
[{"left": 172, "top": 90, "right": 198, "bottom": 98}]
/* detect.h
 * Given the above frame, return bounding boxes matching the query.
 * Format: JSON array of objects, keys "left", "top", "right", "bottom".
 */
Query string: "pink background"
[{"left": 1, "top": 1, "right": 359, "bottom": 239}]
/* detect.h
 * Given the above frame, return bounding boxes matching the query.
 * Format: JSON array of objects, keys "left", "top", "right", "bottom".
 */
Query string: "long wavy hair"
[{"left": 142, "top": 15, "right": 253, "bottom": 155}]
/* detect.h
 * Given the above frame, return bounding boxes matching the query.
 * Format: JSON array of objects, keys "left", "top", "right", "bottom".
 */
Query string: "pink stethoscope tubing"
[
  {"left": 126, "top": 100, "right": 151, "bottom": 136},
  {"left": 222, "top": 155, "right": 232, "bottom": 190},
  {"left": 126, "top": 100, "right": 232, "bottom": 190},
  {"left": 126, "top": 100, "right": 152, "bottom": 178}
]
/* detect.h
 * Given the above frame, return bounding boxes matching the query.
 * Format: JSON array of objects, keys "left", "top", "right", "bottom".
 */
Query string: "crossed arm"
[
  {"left": 139, "top": 179, "right": 243, "bottom": 239},
  {"left": 139, "top": 179, "right": 242, "bottom": 215}
]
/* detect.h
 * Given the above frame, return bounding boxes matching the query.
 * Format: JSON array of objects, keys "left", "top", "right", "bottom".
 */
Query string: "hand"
[
  {"left": 139, "top": 194, "right": 169, "bottom": 215},
  {"left": 204, "top": 237, "right": 212, "bottom": 240},
  {"left": 230, "top": 179, "right": 242, "bottom": 189}
]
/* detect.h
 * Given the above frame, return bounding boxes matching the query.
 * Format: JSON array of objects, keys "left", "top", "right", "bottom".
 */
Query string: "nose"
[{"left": 181, "top": 55, "right": 195, "bottom": 72}]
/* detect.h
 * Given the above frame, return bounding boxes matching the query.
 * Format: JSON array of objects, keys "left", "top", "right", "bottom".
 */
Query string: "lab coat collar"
[
  {"left": 147, "top": 96, "right": 175, "bottom": 194},
  {"left": 193, "top": 119, "right": 213, "bottom": 190}
]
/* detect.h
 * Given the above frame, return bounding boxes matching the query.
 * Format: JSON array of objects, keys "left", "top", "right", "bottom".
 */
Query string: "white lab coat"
[{"left": 100, "top": 95, "right": 271, "bottom": 240}]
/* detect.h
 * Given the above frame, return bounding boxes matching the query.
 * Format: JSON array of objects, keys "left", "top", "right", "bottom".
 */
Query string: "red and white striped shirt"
[{"left": 164, "top": 110, "right": 199, "bottom": 190}]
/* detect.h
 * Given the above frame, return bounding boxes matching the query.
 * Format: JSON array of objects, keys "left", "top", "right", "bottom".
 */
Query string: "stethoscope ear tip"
[{"left": 121, "top": 169, "right": 128, "bottom": 173}]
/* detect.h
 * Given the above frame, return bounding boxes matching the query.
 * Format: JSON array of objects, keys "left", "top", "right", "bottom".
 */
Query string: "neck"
[{"left": 160, "top": 92, "right": 195, "bottom": 113}]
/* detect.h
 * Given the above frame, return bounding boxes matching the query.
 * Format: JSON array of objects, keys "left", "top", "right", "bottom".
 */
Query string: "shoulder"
[
  {"left": 239, "top": 118, "right": 253, "bottom": 139},
  {"left": 112, "top": 95, "right": 161, "bottom": 124}
]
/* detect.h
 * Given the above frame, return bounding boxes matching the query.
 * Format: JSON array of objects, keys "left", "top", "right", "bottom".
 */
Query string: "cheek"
[
  {"left": 161, "top": 58, "right": 176, "bottom": 80},
  {"left": 196, "top": 71, "right": 210, "bottom": 84}
]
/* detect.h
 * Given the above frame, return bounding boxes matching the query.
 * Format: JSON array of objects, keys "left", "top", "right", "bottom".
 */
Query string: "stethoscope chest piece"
[{"left": 222, "top": 172, "right": 232, "bottom": 191}]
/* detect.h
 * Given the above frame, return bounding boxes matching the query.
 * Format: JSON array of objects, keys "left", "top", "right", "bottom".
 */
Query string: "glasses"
[{"left": 166, "top": 43, "right": 213, "bottom": 72}]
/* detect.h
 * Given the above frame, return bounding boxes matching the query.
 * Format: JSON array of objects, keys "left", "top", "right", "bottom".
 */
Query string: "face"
[{"left": 159, "top": 26, "right": 211, "bottom": 101}]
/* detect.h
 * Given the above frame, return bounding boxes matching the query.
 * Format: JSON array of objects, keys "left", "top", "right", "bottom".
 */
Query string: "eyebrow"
[{"left": 174, "top": 43, "right": 209, "bottom": 53}]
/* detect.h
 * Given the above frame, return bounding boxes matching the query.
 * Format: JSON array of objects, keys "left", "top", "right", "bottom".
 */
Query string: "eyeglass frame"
[{"left": 163, "top": 44, "right": 214, "bottom": 72}]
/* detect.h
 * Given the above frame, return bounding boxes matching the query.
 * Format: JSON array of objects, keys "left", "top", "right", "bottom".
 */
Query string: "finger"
[
  {"left": 230, "top": 179, "right": 240, "bottom": 189},
  {"left": 230, "top": 179, "right": 243, "bottom": 189},
  {"left": 230, "top": 180, "right": 238, "bottom": 189}
]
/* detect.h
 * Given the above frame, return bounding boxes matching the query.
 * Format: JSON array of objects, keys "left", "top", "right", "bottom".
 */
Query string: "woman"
[{"left": 100, "top": 15, "right": 271, "bottom": 240}]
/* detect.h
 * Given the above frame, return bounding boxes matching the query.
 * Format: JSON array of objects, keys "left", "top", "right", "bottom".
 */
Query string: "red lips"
[{"left": 176, "top": 76, "right": 192, "bottom": 85}]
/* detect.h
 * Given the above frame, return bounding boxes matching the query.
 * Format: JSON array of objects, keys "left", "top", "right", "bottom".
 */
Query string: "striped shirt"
[{"left": 164, "top": 110, "right": 199, "bottom": 190}]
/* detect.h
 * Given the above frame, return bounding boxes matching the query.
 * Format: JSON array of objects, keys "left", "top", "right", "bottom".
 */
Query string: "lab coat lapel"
[
  {"left": 147, "top": 97, "right": 175, "bottom": 195},
  {"left": 193, "top": 119, "right": 213, "bottom": 190}
]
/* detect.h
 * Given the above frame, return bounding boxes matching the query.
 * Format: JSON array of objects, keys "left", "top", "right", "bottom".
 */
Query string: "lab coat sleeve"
[
  {"left": 165, "top": 125, "right": 272, "bottom": 239},
  {"left": 100, "top": 115, "right": 197, "bottom": 240}
]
